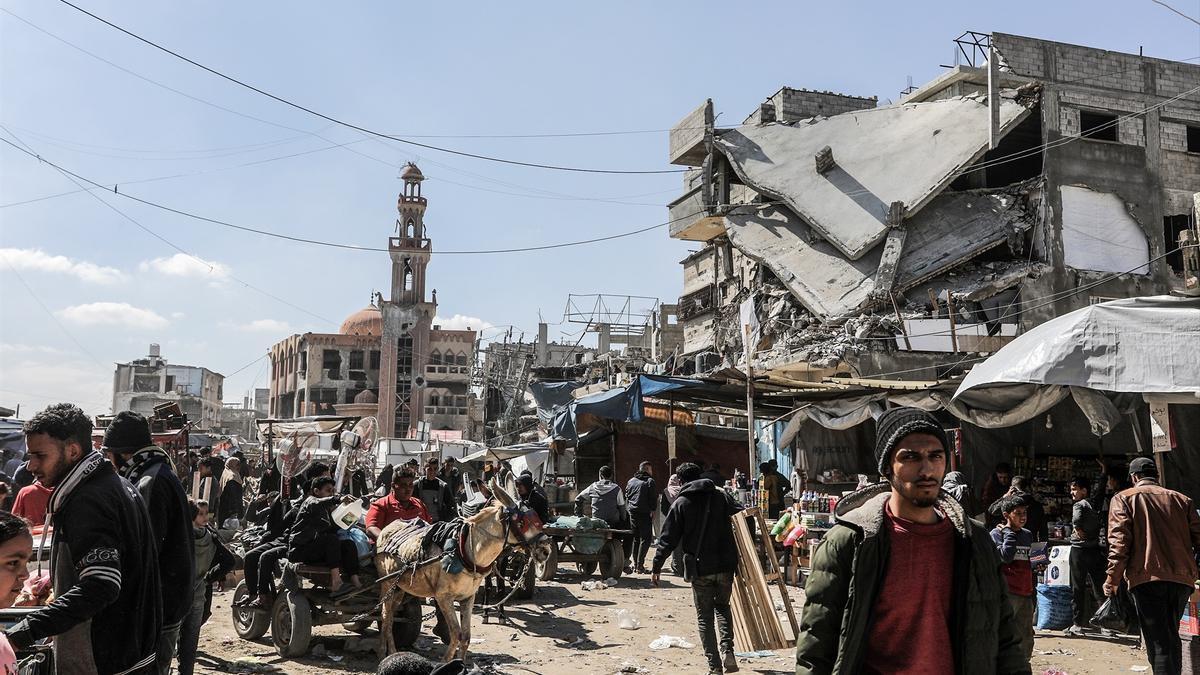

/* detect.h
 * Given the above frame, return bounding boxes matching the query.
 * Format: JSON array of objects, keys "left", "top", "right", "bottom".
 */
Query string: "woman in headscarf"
[
  {"left": 215, "top": 457, "right": 245, "bottom": 527},
  {"left": 659, "top": 473, "right": 686, "bottom": 576}
]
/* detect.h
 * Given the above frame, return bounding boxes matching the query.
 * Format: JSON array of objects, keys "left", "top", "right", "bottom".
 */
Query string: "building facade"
[
  {"left": 112, "top": 344, "right": 224, "bottom": 430},
  {"left": 267, "top": 164, "right": 478, "bottom": 439}
]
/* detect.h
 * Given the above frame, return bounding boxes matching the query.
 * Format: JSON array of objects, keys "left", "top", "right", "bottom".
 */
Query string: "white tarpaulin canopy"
[
  {"left": 956, "top": 295, "right": 1200, "bottom": 396},
  {"left": 952, "top": 295, "right": 1200, "bottom": 431}
]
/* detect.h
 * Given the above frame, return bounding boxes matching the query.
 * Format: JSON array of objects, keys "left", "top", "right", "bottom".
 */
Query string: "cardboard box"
[
  {"left": 1045, "top": 560, "right": 1071, "bottom": 587},
  {"left": 1183, "top": 595, "right": 1200, "bottom": 637},
  {"left": 1182, "top": 632, "right": 1200, "bottom": 675}
]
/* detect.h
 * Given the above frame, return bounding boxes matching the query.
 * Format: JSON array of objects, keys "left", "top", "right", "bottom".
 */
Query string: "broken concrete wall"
[{"left": 1060, "top": 185, "right": 1150, "bottom": 275}]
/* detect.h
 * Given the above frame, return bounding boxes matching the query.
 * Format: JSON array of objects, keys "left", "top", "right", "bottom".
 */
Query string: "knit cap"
[
  {"left": 874, "top": 407, "right": 949, "bottom": 477},
  {"left": 102, "top": 410, "right": 153, "bottom": 453}
]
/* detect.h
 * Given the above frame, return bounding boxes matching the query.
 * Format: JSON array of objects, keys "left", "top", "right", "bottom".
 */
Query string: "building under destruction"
[
  {"left": 268, "top": 164, "right": 481, "bottom": 440},
  {"left": 111, "top": 344, "right": 224, "bottom": 430},
  {"left": 667, "top": 32, "right": 1200, "bottom": 383}
]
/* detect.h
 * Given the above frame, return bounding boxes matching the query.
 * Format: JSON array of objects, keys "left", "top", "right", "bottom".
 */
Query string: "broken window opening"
[
  {"left": 1080, "top": 110, "right": 1118, "bottom": 142},
  {"left": 323, "top": 349, "right": 342, "bottom": 380},
  {"left": 403, "top": 259, "right": 414, "bottom": 292},
  {"left": 1164, "top": 214, "right": 1193, "bottom": 274},
  {"left": 1187, "top": 126, "right": 1200, "bottom": 153},
  {"left": 349, "top": 350, "right": 364, "bottom": 370}
]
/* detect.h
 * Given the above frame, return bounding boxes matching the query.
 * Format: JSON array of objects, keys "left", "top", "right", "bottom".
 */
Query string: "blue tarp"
[
  {"left": 549, "top": 375, "right": 720, "bottom": 443},
  {"left": 530, "top": 380, "right": 586, "bottom": 425}
]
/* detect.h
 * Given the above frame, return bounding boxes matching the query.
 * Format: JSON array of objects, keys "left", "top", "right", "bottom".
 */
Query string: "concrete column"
[
  {"left": 536, "top": 323, "right": 548, "bottom": 365},
  {"left": 597, "top": 323, "right": 611, "bottom": 353}
]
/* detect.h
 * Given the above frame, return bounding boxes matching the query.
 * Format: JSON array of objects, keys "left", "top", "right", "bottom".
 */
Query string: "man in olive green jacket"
[{"left": 795, "top": 407, "right": 1028, "bottom": 675}]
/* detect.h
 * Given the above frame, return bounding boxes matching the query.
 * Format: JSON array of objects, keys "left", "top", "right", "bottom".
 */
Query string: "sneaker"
[{"left": 722, "top": 650, "right": 739, "bottom": 672}]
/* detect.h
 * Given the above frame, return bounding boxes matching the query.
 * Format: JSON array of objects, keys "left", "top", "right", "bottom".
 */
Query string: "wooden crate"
[{"left": 729, "top": 507, "right": 799, "bottom": 652}]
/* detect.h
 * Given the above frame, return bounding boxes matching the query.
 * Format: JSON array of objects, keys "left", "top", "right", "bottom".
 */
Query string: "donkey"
[{"left": 375, "top": 481, "right": 544, "bottom": 661}]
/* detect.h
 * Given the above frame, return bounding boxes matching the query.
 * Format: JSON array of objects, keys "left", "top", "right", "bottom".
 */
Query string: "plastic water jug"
[{"left": 332, "top": 500, "right": 364, "bottom": 530}]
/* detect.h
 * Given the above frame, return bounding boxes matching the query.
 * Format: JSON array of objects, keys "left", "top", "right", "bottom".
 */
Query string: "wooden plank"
[{"left": 729, "top": 507, "right": 795, "bottom": 651}]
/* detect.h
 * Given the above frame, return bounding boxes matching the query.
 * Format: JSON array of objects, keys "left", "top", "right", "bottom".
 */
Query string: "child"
[
  {"left": 177, "top": 499, "right": 235, "bottom": 675},
  {"left": 991, "top": 497, "right": 1035, "bottom": 661},
  {"left": 0, "top": 511, "right": 33, "bottom": 673}
]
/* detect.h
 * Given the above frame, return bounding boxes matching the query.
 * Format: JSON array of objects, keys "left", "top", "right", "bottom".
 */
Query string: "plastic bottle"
[
  {"left": 331, "top": 500, "right": 364, "bottom": 530},
  {"left": 783, "top": 522, "right": 806, "bottom": 547},
  {"left": 770, "top": 510, "right": 792, "bottom": 536}
]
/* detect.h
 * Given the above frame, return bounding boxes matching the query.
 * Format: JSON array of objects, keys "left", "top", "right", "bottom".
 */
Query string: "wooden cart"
[{"left": 535, "top": 523, "right": 631, "bottom": 581}]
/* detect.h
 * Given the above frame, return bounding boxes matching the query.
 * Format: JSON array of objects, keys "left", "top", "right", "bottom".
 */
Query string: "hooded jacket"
[
  {"left": 120, "top": 447, "right": 195, "bottom": 627},
  {"left": 651, "top": 479, "right": 742, "bottom": 577},
  {"left": 624, "top": 471, "right": 658, "bottom": 514},
  {"left": 8, "top": 452, "right": 161, "bottom": 675},
  {"left": 795, "top": 482, "right": 1028, "bottom": 675},
  {"left": 575, "top": 479, "right": 626, "bottom": 525}
]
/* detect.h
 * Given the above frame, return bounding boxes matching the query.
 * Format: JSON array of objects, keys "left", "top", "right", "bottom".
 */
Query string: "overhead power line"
[
  {"left": 54, "top": 0, "right": 684, "bottom": 175},
  {"left": 0, "top": 136, "right": 690, "bottom": 255},
  {"left": 1148, "top": 0, "right": 1200, "bottom": 26}
]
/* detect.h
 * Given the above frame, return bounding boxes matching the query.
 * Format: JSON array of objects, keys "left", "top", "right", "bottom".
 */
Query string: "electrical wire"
[
  {"left": 1, "top": 127, "right": 338, "bottom": 327},
  {"left": 0, "top": 135, "right": 703, "bottom": 255},
  {"left": 1, "top": 259, "right": 106, "bottom": 366},
  {"left": 54, "top": 0, "right": 685, "bottom": 175}
]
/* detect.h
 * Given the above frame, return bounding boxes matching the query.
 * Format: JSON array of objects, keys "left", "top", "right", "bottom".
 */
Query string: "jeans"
[
  {"left": 155, "top": 620, "right": 181, "bottom": 675},
  {"left": 244, "top": 543, "right": 285, "bottom": 595},
  {"left": 629, "top": 512, "right": 654, "bottom": 570},
  {"left": 1008, "top": 593, "right": 1035, "bottom": 663},
  {"left": 1069, "top": 545, "right": 1106, "bottom": 626},
  {"left": 176, "top": 582, "right": 207, "bottom": 675},
  {"left": 671, "top": 547, "right": 684, "bottom": 576},
  {"left": 1130, "top": 581, "right": 1192, "bottom": 675},
  {"left": 691, "top": 572, "right": 735, "bottom": 672}
]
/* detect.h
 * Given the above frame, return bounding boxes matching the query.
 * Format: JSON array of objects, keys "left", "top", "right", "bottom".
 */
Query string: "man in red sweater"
[
  {"left": 12, "top": 481, "right": 52, "bottom": 527},
  {"left": 796, "top": 407, "right": 1026, "bottom": 674},
  {"left": 366, "top": 468, "right": 430, "bottom": 541}
]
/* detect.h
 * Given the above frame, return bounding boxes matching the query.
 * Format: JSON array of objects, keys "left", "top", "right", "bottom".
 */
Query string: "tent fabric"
[
  {"left": 461, "top": 441, "right": 551, "bottom": 463},
  {"left": 955, "top": 295, "right": 1200, "bottom": 397}
]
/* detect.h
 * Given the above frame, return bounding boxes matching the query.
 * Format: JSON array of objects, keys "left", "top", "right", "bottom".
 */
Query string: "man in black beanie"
[
  {"left": 796, "top": 407, "right": 1027, "bottom": 675},
  {"left": 103, "top": 411, "right": 195, "bottom": 674}
]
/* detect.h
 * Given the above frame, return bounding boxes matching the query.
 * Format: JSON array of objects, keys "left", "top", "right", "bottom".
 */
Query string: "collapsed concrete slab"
[
  {"left": 714, "top": 91, "right": 1034, "bottom": 260},
  {"left": 725, "top": 184, "right": 1038, "bottom": 320}
]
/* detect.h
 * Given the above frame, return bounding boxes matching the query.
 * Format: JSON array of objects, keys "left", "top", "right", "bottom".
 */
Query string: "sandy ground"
[{"left": 195, "top": 570, "right": 1157, "bottom": 675}]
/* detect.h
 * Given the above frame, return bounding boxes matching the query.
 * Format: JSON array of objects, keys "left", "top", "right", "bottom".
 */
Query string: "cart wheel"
[
  {"left": 392, "top": 598, "right": 422, "bottom": 649},
  {"left": 231, "top": 581, "right": 270, "bottom": 640},
  {"left": 536, "top": 545, "right": 558, "bottom": 582},
  {"left": 602, "top": 540, "right": 625, "bottom": 579},
  {"left": 271, "top": 590, "right": 313, "bottom": 656},
  {"left": 576, "top": 560, "right": 598, "bottom": 577}
]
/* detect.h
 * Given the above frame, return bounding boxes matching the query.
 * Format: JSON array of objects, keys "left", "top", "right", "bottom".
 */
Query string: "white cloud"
[
  {"left": 0, "top": 343, "right": 65, "bottom": 355},
  {"left": 0, "top": 354, "right": 112, "bottom": 417},
  {"left": 0, "top": 247, "right": 126, "bottom": 284},
  {"left": 226, "top": 319, "right": 291, "bottom": 333},
  {"left": 434, "top": 314, "right": 493, "bottom": 332},
  {"left": 139, "top": 253, "right": 230, "bottom": 280},
  {"left": 171, "top": 312, "right": 186, "bottom": 319},
  {"left": 57, "top": 302, "right": 169, "bottom": 330}
]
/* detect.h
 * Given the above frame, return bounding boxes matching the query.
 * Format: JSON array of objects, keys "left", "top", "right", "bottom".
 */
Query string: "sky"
[{"left": 2, "top": 0, "right": 1198, "bottom": 417}]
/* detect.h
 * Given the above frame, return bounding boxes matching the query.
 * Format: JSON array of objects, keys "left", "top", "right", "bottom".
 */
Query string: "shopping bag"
[{"left": 1091, "top": 587, "right": 1139, "bottom": 634}]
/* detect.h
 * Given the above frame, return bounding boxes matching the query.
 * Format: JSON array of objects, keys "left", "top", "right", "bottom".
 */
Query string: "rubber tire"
[
  {"left": 231, "top": 581, "right": 270, "bottom": 640},
  {"left": 271, "top": 590, "right": 313, "bottom": 657},
  {"left": 576, "top": 560, "right": 598, "bottom": 577},
  {"left": 392, "top": 599, "right": 422, "bottom": 649},
  {"left": 602, "top": 540, "right": 625, "bottom": 579},
  {"left": 536, "top": 546, "right": 558, "bottom": 582}
]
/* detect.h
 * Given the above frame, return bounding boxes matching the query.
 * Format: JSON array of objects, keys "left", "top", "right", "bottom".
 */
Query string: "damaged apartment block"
[{"left": 666, "top": 32, "right": 1200, "bottom": 383}]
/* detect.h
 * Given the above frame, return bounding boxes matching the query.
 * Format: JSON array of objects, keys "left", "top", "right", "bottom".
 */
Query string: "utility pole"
[{"left": 744, "top": 322, "right": 756, "bottom": 480}]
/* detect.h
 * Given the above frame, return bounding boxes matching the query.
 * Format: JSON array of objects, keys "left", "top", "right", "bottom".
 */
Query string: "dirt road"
[{"left": 194, "top": 571, "right": 1155, "bottom": 675}]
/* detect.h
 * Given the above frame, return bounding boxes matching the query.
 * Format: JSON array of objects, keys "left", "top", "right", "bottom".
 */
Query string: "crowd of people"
[{"left": 0, "top": 401, "right": 1196, "bottom": 675}]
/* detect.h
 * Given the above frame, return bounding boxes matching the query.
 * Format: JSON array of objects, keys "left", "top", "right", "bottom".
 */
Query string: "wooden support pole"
[{"left": 946, "top": 294, "right": 960, "bottom": 354}]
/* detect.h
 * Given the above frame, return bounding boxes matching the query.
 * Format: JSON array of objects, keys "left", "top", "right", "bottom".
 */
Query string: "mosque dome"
[
  {"left": 354, "top": 389, "right": 378, "bottom": 404},
  {"left": 400, "top": 162, "right": 424, "bottom": 182},
  {"left": 339, "top": 305, "right": 382, "bottom": 337}
]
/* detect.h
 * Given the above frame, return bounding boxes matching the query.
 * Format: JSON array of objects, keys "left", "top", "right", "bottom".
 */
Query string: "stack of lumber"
[{"left": 729, "top": 507, "right": 799, "bottom": 651}]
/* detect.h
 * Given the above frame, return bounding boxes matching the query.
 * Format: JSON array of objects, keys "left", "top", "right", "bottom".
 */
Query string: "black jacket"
[
  {"left": 216, "top": 479, "right": 245, "bottom": 525},
  {"left": 651, "top": 479, "right": 742, "bottom": 576},
  {"left": 416, "top": 477, "right": 456, "bottom": 522},
  {"left": 520, "top": 487, "right": 550, "bottom": 524},
  {"left": 625, "top": 472, "right": 658, "bottom": 514},
  {"left": 127, "top": 451, "right": 195, "bottom": 626},
  {"left": 287, "top": 495, "right": 340, "bottom": 551},
  {"left": 9, "top": 457, "right": 162, "bottom": 674}
]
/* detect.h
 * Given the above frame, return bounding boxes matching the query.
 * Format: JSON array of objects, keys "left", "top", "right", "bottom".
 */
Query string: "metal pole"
[{"left": 745, "top": 324, "right": 756, "bottom": 479}]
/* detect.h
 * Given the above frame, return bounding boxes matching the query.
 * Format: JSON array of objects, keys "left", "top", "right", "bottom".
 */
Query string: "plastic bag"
[
  {"left": 1035, "top": 583, "right": 1073, "bottom": 630},
  {"left": 1091, "top": 588, "right": 1139, "bottom": 634},
  {"left": 648, "top": 635, "right": 695, "bottom": 650},
  {"left": 615, "top": 608, "right": 641, "bottom": 630}
]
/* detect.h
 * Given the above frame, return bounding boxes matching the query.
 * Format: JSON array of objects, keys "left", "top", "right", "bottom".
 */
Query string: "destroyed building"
[
  {"left": 268, "top": 164, "right": 481, "bottom": 440},
  {"left": 112, "top": 344, "right": 224, "bottom": 430},
  {"left": 667, "top": 32, "right": 1200, "bottom": 382}
]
